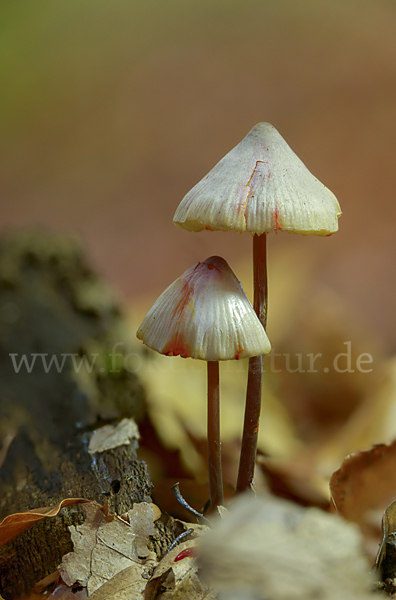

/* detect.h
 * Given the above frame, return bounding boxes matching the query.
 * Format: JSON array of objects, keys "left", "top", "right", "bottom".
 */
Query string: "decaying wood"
[{"left": 0, "top": 232, "right": 157, "bottom": 598}]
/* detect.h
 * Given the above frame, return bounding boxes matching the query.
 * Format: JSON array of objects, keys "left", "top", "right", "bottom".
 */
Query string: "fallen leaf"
[
  {"left": 58, "top": 503, "right": 107, "bottom": 589},
  {"left": 89, "top": 418, "right": 140, "bottom": 453},
  {"left": 330, "top": 441, "right": 396, "bottom": 544},
  {"left": 59, "top": 502, "right": 160, "bottom": 595},
  {"left": 258, "top": 452, "right": 330, "bottom": 509},
  {"left": 145, "top": 539, "right": 214, "bottom": 600},
  {"left": 0, "top": 497, "right": 90, "bottom": 548},
  {"left": 87, "top": 563, "right": 155, "bottom": 600},
  {"left": 315, "top": 358, "right": 396, "bottom": 481},
  {"left": 128, "top": 503, "right": 160, "bottom": 561}
]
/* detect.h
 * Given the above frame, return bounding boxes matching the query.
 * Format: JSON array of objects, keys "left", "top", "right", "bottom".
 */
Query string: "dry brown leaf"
[
  {"left": 128, "top": 503, "right": 160, "bottom": 562},
  {"left": 256, "top": 362, "right": 396, "bottom": 513},
  {"left": 58, "top": 503, "right": 107, "bottom": 589},
  {"left": 145, "top": 540, "right": 215, "bottom": 600},
  {"left": 199, "top": 492, "right": 375, "bottom": 600},
  {"left": 258, "top": 452, "right": 330, "bottom": 508},
  {"left": 88, "top": 418, "right": 140, "bottom": 453},
  {"left": 87, "top": 564, "right": 153, "bottom": 600},
  {"left": 314, "top": 358, "right": 396, "bottom": 482},
  {"left": 59, "top": 502, "right": 159, "bottom": 595},
  {"left": 0, "top": 497, "right": 90, "bottom": 548},
  {"left": 330, "top": 441, "right": 396, "bottom": 542}
]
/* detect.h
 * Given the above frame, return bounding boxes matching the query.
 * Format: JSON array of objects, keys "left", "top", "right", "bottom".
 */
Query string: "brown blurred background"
[{"left": 1, "top": 0, "right": 396, "bottom": 352}]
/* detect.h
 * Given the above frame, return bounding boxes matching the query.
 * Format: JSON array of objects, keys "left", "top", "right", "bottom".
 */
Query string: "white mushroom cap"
[
  {"left": 136, "top": 256, "right": 271, "bottom": 361},
  {"left": 174, "top": 123, "right": 341, "bottom": 236}
]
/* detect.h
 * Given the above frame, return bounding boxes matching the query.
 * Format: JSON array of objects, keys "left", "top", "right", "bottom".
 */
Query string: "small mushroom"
[
  {"left": 173, "top": 122, "right": 341, "bottom": 236},
  {"left": 137, "top": 255, "right": 270, "bottom": 509},
  {"left": 173, "top": 123, "right": 341, "bottom": 493}
]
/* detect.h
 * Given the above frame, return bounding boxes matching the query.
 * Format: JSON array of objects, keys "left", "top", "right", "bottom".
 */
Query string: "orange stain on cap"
[
  {"left": 234, "top": 345, "right": 244, "bottom": 360},
  {"left": 170, "top": 270, "right": 197, "bottom": 322},
  {"left": 273, "top": 205, "right": 283, "bottom": 231},
  {"left": 163, "top": 332, "right": 192, "bottom": 358}
]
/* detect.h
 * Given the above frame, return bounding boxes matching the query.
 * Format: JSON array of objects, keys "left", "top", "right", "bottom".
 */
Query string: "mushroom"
[
  {"left": 136, "top": 255, "right": 271, "bottom": 509},
  {"left": 173, "top": 123, "right": 341, "bottom": 492}
]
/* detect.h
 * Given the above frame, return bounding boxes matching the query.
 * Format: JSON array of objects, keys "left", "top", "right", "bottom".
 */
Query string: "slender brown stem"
[
  {"left": 253, "top": 233, "right": 268, "bottom": 329},
  {"left": 207, "top": 360, "right": 224, "bottom": 509},
  {"left": 236, "top": 233, "right": 267, "bottom": 492}
]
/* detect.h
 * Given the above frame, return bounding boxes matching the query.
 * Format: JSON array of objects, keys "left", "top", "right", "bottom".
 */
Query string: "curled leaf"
[
  {"left": 0, "top": 498, "right": 90, "bottom": 548},
  {"left": 330, "top": 441, "right": 396, "bottom": 534}
]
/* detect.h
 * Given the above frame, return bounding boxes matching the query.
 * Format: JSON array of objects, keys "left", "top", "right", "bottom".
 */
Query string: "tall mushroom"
[
  {"left": 136, "top": 255, "right": 271, "bottom": 509},
  {"left": 173, "top": 123, "right": 341, "bottom": 492}
]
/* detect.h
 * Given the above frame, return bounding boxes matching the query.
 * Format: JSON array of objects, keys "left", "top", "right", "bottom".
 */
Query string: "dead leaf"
[
  {"left": 258, "top": 452, "right": 330, "bottom": 509},
  {"left": 59, "top": 502, "right": 160, "bottom": 595},
  {"left": 87, "top": 563, "right": 155, "bottom": 600},
  {"left": 145, "top": 540, "right": 215, "bottom": 600},
  {"left": 330, "top": 441, "right": 396, "bottom": 544},
  {"left": 128, "top": 503, "right": 160, "bottom": 561},
  {"left": 89, "top": 418, "right": 140, "bottom": 453},
  {"left": 0, "top": 497, "right": 90, "bottom": 548},
  {"left": 58, "top": 503, "right": 108, "bottom": 589},
  {"left": 315, "top": 358, "right": 396, "bottom": 481}
]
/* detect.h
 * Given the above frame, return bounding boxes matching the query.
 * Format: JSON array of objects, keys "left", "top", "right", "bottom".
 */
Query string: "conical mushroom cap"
[
  {"left": 174, "top": 123, "right": 341, "bottom": 236},
  {"left": 136, "top": 256, "right": 271, "bottom": 361}
]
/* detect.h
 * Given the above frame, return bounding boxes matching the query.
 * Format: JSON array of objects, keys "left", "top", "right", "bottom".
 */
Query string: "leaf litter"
[
  {"left": 53, "top": 500, "right": 212, "bottom": 600},
  {"left": 58, "top": 502, "right": 160, "bottom": 595}
]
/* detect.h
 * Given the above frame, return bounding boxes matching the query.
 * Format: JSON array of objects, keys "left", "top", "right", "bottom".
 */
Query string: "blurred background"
[
  {"left": 1, "top": 0, "right": 396, "bottom": 349},
  {"left": 3, "top": 1, "right": 396, "bottom": 541}
]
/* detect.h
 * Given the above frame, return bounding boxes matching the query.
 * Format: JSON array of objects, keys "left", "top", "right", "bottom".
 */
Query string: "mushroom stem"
[
  {"left": 236, "top": 233, "right": 268, "bottom": 492},
  {"left": 253, "top": 233, "right": 268, "bottom": 329},
  {"left": 207, "top": 360, "right": 224, "bottom": 509}
]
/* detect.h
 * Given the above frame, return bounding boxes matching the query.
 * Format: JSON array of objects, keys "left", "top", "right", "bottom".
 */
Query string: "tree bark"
[{"left": 0, "top": 232, "right": 156, "bottom": 598}]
